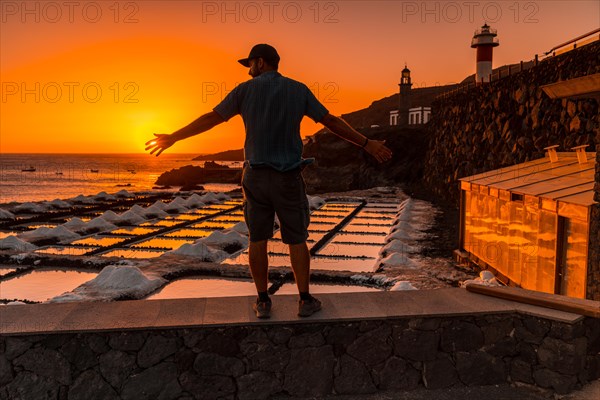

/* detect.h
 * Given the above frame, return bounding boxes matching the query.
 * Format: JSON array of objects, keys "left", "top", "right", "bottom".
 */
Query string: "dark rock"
[
  {"left": 13, "top": 347, "right": 71, "bottom": 385},
  {"left": 181, "top": 330, "right": 206, "bottom": 349},
  {"left": 334, "top": 355, "right": 376, "bottom": 394},
  {"left": 5, "top": 372, "right": 60, "bottom": 400},
  {"left": 68, "top": 370, "right": 119, "bottom": 400},
  {"left": 242, "top": 343, "right": 290, "bottom": 373},
  {"left": 393, "top": 328, "right": 439, "bottom": 361},
  {"left": 455, "top": 351, "right": 507, "bottom": 386},
  {"left": 283, "top": 346, "right": 334, "bottom": 397},
  {"left": 549, "top": 321, "right": 586, "bottom": 340},
  {"left": 137, "top": 334, "right": 179, "bottom": 368},
  {"left": 523, "top": 317, "right": 551, "bottom": 337},
  {"left": 59, "top": 337, "right": 98, "bottom": 373},
  {"left": 408, "top": 318, "right": 440, "bottom": 331},
  {"left": 121, "top": 362, "right": 181, "bottom": 400},
  {"left": 193, "top": 352, "right": 245, "bottom": 377},
  {"left": 40, "top": 334, "right": 71, "bottom": 350},
  {"left": 240, "top": 328, "right": 270, "bottom": 345},
  {"left": 108, "top": 332, "right": 146, "bottom": 352},
  {"left": 99, "top": 350, "right": 137, "bottom": 390},
  {"left": 533, "top": 368, "right": 578, "bottom": 394},
  {"left": 174, "top": 348, "right": 196, "bottom": 374},
  {"left": 268, "top": 327, "right": 294, "bottom": 345},
  {"left": 326, "top": 325, "right": 358, "bottom": 356},
  {"left": 441, "top": 321, "right": 484, "bottom": 352},
  {"left": 4, "top": 337, "right": 31, "bottom": 360},
  {"left": 537, "top": 337, "right": 587, "bottom": 375},
  {"left": 516, "top": 342, "right": 538, "bottom": 364},
  {"left": 288, "top": 332, "right": 325, "bottom": 348},
  {"left": 376, "top": 356, "right": 420, "bottom": 390},
  {"left": 179, "top": 371, "right": 235, "bottom": 400},
  {"left": 423, "top": 354, "right": 458, "bottom": 389},
  {"left": 0, "top": 355, "right": 13, "bottom": 386},
  {"left": 156, "top": 164, "right": 241, "bottom": 186},
  {"left": 482, "top": 336, "right": 517, "bottom": 357},
  {"left": 480, "top": 318, "right": 513, "bottom": 344},
  {"left": 510, "top": 359, "right": 533, "bottom": 384},
  {"left": 86, "top": 334, "right": 110, "bottom": 354},
  {"left": 236, "top": 371, "right": 282, "bottom": 400},
  {"left": 347, "top": 325, "right": 392, "bottom": 366}
]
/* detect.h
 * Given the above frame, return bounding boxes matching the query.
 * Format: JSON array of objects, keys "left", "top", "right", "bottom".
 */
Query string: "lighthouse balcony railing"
[{"left": 471, "top": 37, "right": 499, "bottom": 47}]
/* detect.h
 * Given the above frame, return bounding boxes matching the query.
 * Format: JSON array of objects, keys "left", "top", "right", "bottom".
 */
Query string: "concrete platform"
[{"left": 0, "top": 288, "right": 583, "bottom": 336}]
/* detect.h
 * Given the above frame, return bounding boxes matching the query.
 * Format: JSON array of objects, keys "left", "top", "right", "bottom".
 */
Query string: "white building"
[{"left": 408, "top": 107, "right": 431, "bottom": 125}]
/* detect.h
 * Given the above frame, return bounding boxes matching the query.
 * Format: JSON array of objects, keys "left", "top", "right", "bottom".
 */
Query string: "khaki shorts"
[{"left": 241, "top": 165, "right": 310, "bottom": 244}]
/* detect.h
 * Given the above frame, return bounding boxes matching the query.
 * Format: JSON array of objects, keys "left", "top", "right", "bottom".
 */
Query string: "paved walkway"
[{"left": 0, "top": 288, "right": 582, "bottom": 335}]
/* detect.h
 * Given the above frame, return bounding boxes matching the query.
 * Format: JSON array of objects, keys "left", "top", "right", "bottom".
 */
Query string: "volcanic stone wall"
[
  {"left": 424, "top": 41, "right": 599, "bottom": 204},
  {"left": 2, "top": 314, "right": 599, "bottom": 399}
]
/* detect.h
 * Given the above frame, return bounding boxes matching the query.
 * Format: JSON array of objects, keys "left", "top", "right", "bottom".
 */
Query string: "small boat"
[
  {"left": 90, "top": 169, "right": 99, "bottom": 173},
  {"left": 55, "top": 172, "right": 63, "bottom": 175},
  {"left": 127, "top": 169, "right": 136, "bottom": 174},
  {"left": 21, "top": 166, "right": 36, "bottom": 172}
]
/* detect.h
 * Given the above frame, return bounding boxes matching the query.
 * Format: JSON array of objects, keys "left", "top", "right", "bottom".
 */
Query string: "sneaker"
[
  {"left": 298, "top": 296, "right": 322, "bottom": 317},
  {"left": 253, "top": 299, "right": 272, "bottom": 319}
]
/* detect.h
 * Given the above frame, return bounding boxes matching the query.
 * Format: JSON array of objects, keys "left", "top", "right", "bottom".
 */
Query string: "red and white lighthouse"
[{"left": 471, "top": 23, "right": 499, "bottom": 85}]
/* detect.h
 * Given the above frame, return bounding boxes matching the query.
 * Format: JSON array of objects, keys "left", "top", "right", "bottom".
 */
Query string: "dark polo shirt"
[{"left": 213, "top": 71, "right": 329, "bottom": 172}]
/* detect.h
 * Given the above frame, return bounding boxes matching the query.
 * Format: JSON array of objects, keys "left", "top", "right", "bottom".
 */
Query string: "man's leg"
[
  {"left": 249, "top": 240, "right": 269, "bottom": 293},
  {"left": 289, "top": 241, "right": 310, "bottom": 293}
]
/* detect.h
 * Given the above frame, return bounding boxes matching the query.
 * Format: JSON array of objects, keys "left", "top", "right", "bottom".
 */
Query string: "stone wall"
[
  {"left": 2, "top": 314, "right": 599, "bottom": 399},
  {"left": 424, "top": 41, "right": 599, "bottom": 203}
]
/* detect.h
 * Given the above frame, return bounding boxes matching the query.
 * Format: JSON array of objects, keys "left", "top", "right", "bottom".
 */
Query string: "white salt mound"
[
  {"left": 95, "top": 191, "right": 117, "bottom": 201},
  {"left": 150, "top": 200, "right": 168, "bottom": 210},
  {"left": 200, "top": 192, "right": 219, "bottom": 204},
  {"left": 215, "top": 192, "right": 231, "bottom": 201},
  {"left": 185, "top": 194, "right": 205, "bottom": 208},
  {"left": 72, "top": 194, "right": 96, "bottom": 204},
  {"left": 231, "top": 222, "right": 249, "bottom": 235},
  {"left": 163, "top": 202, "right": 188, "bottom": 213},
  {"left": 100, "top": 210, "right": 121, "bottom": 223},
  {"left": 129, "top": 204, "right": 147, "bottom": 215},
  {"left": 14, "top": 202, "right": 47, "bottom": 213},
  {"left": 115, "top": 189, "right": 135, "bottom": 198},
  {"left": 201, "top": 230, "right": 249, "bottom": 250},
  {"left": 19, "top": 226, "right": 80, "bottom": 243},
  {"left": 143, "top": 205, "right": 168, "bottom": 218},
  {"left": 390, "top": 281, "right": 418, "bottom": 291},
  {"left": 375, "top": 253, "right": 420, "bottom": 271},
  {"left": 119, "top": 210, "right": 146, "bottom": 225},
  {"left": 46, "top": 199, "right": 71, "bottom": 209},
  {"left": 307, "top": 195, "right": 325, "bottom": 210},
  {"left": 461, "top": 270, "right": 501, "bottom": 288},
  {"left": 50, "top": 265, "right": 167, "bottom": 302},
  {"left": 62, "top": 217, "right": 87, "bottom": 231},
  {"left": 170, "top": 197, "right": 188, "bottom": 207},
  {"left": 380, "top": 239, "right": 418, "bottom": 256},
  {"left": 0, "top": 209, "right": 15, "bottom": 220},
  {"left": 85, "top": 217, "right": 118, "bottom": 233},
  {"left": 166, "top": 242, "right": 228, "bottom": 262},
  {"left": 0, "top": 236, "right": 37, "bottom": 251}
]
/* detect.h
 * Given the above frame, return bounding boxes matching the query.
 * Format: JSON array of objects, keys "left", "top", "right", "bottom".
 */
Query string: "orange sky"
[{"left": 1, "top": 0, "right": 599, "bottom": 154}]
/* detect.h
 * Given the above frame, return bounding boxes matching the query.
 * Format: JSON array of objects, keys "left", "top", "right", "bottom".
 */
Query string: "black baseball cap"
[{"left": 238, "top": 44, "right": 280, "bottom": 67}]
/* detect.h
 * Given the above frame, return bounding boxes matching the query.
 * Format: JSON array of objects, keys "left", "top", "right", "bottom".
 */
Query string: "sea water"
[{"left": 0, "top": 153, "right": 241, "bottom": 204}]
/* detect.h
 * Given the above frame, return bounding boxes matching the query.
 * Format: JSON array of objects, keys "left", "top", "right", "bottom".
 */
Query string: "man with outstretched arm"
[{"left": 146, "top": 44, "right": 392, "bottom": 319}]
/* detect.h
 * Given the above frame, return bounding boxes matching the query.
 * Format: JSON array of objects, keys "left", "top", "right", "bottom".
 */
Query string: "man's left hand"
[
  {"left": 145, "top": 133, "right": 177, "bottom": 157},
  {"left": 364, "top": 139, "right": 393, "bottom": 163}
]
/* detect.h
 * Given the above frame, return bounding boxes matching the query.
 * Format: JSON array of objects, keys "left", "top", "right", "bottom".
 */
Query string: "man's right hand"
[
  {"left": 364, "top": 139, "right": 393, "bottom": 163},
  {"left": 145, "top": 133, "right": 177, "bottom": 157}
]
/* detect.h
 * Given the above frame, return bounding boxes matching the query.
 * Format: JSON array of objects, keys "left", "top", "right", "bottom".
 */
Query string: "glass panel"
[
  {"left": 560, "top": 218, "right": 588, "bottom": 299},
  {"left": 537, "top": 211, "right": 557, "bottom": 293}
]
